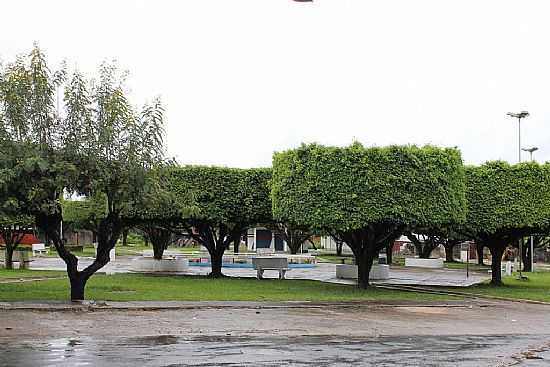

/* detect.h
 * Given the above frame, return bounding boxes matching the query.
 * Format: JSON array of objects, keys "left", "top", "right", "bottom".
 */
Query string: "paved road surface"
[{"left": 1, "top": 299, "right": 549, "bottom": 366}]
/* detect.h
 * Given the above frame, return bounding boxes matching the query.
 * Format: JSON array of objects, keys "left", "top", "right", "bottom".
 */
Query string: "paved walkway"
[{"left": 28, "top": 256, "right": 490, "bottom": 287}]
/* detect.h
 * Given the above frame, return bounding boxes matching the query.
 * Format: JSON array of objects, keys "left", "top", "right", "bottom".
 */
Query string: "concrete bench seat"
[
  {"left": 335, "top": 264, "right": 390, "bottom": 280},
  {"left": 252, "top": 256, "right": 289, "bottom": 279},
  {"left": 32, "top": 243, "right": 48, "bottom": 256},
  {"left": 405, "top": 258, "right": 444, "bottom": 268}
]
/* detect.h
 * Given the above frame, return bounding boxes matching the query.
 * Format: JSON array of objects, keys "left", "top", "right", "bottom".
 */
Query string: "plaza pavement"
[{"left": 28, "top": 256, "right": 491, "bottom": 287}]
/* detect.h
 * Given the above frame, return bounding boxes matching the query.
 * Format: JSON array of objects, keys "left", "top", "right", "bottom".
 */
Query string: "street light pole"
[
  {"left": 522, "top": 146, "right": 539, "bottom": 273},
  {"left": 507, "top": 111, "right": 529, "bottom": 280}
]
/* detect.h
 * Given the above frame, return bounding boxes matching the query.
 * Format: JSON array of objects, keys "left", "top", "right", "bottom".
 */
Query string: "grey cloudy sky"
[{"left": 2, "top": 1, "right": 549, "bottom": 167}]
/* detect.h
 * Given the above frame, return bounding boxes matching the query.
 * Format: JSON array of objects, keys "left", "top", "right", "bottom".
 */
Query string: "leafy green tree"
[
  {"left": 464, "top": 161, "right": 550, "bottom": 285},
  {"left": 0, "top": 46, "right": 73, "bottom": 270},
  {"left": 58, "top": 63, "right": 166, "bottom": 299},
  {"left": 0, "top": 45, "right": 166, "bottom": 299},
  {"left": 169, "top": 166, "right": 272, "bottom": 277},
  {"left": 272, "top": 143, "right": 466, "bottom": 288}
]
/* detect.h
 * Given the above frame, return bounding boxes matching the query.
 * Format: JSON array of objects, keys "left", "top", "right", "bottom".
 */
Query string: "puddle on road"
[{"left": 0, "top": 334, "right": 548, "bottom": 367}]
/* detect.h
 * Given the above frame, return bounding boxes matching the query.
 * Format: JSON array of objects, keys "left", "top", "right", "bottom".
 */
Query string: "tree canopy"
[
  {"left": 272, "top": 143, "right": 466, "bottom": 231},
  {"left": 465, "top": 161, "right": 550, "bottom": 235},
  {"left": 168, "top": 166, "right": 272, "bottom": 276},
  {"left": 272, "top": 143, "right": 466, "bottom": 287},
  {"left": 464, "top": 161, "right": 550, "bottom": 284}
]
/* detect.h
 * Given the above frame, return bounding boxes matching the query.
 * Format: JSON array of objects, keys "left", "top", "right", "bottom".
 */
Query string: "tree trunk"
[
  {"left": 444, "top": 244, "right": 454, "bottom": 262},
  {"left": 356, "top": 250, "right": 375, "bottom": 289},
  {"left": 522, "top": 243, "right": 532, "bottom": 272},
  {"left": 122, "top": 228, "right": 129, "bottom": 246},
  {"left": 385, "top": 243, "right": 393, "bottom": 265},
  {"left": 153, "top": 245, "right": 164, "bottom": 260},
  {"left": 289, "top": 243, "right": 299, "bottom": 255},
  {"left": 209, "top": 250, "right": 224, "bottom": 278},
  {"left": 233, "top": 237, "right": 239, "bottom": 254},
  {"left": 420, "top": 245, "right": 433, "bottom": 259},
  {"left": 336, "top": 241, "right": 343, "bottom": 257},
  {"left": 69, "top": 273, "right": 88, "bottom": 301},
  {"left": 489, "top": 245, "right": 505, "bottom": 286},
  {"left": 476, "top": 243, "right": 484, "bottom": 265},
  {"left": 4, "top": 245, "right": 14, "bottom": 270}
]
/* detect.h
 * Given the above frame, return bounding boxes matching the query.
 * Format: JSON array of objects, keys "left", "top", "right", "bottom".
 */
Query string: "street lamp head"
[
  {"left": 507, "top": 111, "right": 530, "bottom": 119},
  {"left": 521, "top": 147, "right": 538, "bottom": 153}
]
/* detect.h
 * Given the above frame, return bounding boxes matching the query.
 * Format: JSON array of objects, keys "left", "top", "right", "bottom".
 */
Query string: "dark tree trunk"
[
  {"left": 36, "top": 209, "right": 122, "bottom": 301},
  {"left": 444, "top": 243, "right": 454, "bottom": 262},
  {"left": 522, "top": 242, "right": 532, "bottom": 272},
  {"left": 69, "top": 274, "right": 88, "bottom": 301},
  {"left": 122, "top": 228, "right": 129, "bottom": 246},
  {"left": 340, "top": 225, "right": 402, "bottom": 289},
  {"left": 233, "top": 237, "right": 240, "bottom": 254},
  {"left": 153, "top": 245, "right": 164, "bottom": 260},
  {"left": 289, "top": 242, "right": 299, "bottom": 255},
  {"left": 336, "top": 241, "right": 343, "bottom": 257},
  {"left": 356, "top": 249, "right": 376, "bottom": 289},
  {"left": 420, "top": 245, "right": 434, "bottom": 259},
  {"left": 144, "top": 226, "right": 172, "bottom": 260},
  {"left": 385, "top": 243, "right": 393, "bottom": 265},
  {"left": 4, "top": 245, "right": 14, "bottom": 270},
  {"left": 476, "top": 243, "right": 484, "bottom": 265},
  {"left": 489, "top": 245, "right": 505, "bottom": 286},
  {"left": 209, "top": 249, "right": 224, "bottom": 278}
]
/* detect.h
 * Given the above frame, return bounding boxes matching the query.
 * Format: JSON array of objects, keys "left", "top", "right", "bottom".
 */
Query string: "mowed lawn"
[
  {"left": 0, "top": 271, "right": 456, "bottom": 302},
  {"left": 447, "top": 272, "right": 550, "bottom": 303},
  {"left": 0, "top": 269, "right": 65, "bottom": 280}
]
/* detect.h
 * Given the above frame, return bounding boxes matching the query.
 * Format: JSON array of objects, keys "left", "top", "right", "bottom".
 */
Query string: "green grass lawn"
[
  {"left": 443, "top": 271, "right": 550, "bottom": 303},
  {"left": 0, "top": 272, "right": 457, "bottom": 302},
  {"left": 0, "top": 268, "right": 65, "bottom": 280}
]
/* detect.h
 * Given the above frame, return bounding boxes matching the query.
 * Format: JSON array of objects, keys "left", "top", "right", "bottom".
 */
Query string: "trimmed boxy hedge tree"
[
  {"left": 169, "top": 166, "right": 272, "bottom": 277},
  {"left": 464, "top": 162, "right": 550, "bottom": 285},
  {"left": 272, "top": 143, "right": 466, "bottom": 288}
]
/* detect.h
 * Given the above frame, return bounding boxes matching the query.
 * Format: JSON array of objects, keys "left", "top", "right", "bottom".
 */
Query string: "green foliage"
[
  {"left": 62, "top": 194, "right": 107, "bottom": 232},
  {"left": 465, "top": 161, "right": 550, "bottom": 235},
  {"left": 168, "top": 166, "right": 272, "bottom": 227},
  {"left": 272, "top": 143, "right": 466, "bottom": 231}
]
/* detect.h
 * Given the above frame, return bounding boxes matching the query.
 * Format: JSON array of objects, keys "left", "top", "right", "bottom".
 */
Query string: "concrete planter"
[
  {"left": 335, "top": 264, "right": 390, "bottom": 280},
  {"left": 130, "top": 257, "right": 189, "bottom": 272},
  {"left": 404, "top": 258, "right": 444, "bottom": 269}
]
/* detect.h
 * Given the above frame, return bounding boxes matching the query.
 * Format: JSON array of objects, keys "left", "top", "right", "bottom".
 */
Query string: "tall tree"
[
  {"left": 0, "top": 45, "right": 167, "bottom": 299},
  {"left": 272, "top": 143, "right": 466, "bottom": 288},
  {"left": 169, "top": 166, "right": 272, "bottom": 277},
  {"left": 463, "top": 162, "right": 550, "bottom": 285}
]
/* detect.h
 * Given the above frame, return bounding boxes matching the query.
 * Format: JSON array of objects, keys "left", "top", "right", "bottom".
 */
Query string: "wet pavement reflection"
[{"left": 1, "top": 334, "right": 548, "bottom": 367}]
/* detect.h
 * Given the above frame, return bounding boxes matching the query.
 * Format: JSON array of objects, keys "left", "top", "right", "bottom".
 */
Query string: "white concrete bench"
[
  {"left": 32, "top": 243, "right": 47, "bottom": 256},
  {"left": 252, "top": 256, "right": 289, "bottom": 279},
  {"left": 335, "top": 264, "right": 390, "bottom": 280},
  {"left": 404, "top": 258, "right": 444, "bottom": 269},
  {"left": 130, "top": 257, "right": 189, "bottom": 272}
]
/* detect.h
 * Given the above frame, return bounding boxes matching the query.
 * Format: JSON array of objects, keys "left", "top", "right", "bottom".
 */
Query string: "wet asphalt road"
[{"left": 1, "top": 334, "right": 550, "bottom": 367}]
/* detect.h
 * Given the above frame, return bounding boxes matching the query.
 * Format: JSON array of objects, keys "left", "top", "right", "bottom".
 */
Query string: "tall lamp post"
[
  {"left": 507, "top": 111, "right": 529, "bottom": 280},
  {"left": 507, "top": 111, "right": 530, "bottom": 162},
  {"left": 522, "top": 146, "right": 538, "bottom": 273}
]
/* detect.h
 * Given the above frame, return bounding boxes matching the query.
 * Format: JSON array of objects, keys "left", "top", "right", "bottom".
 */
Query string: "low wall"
[
  {"left": 130, "top": 257, "right": 189, "bottom": 272},
  {"left": 335, "top": 264, "right": 390, "bottom": 280},
  {"left": 404, "top": 258, "right": 444, "bottom": 269}
]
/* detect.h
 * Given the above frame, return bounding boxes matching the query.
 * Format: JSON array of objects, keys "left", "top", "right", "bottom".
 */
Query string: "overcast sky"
[{"left": 2, "top": 1, "right": 549, "bottom": 167}]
